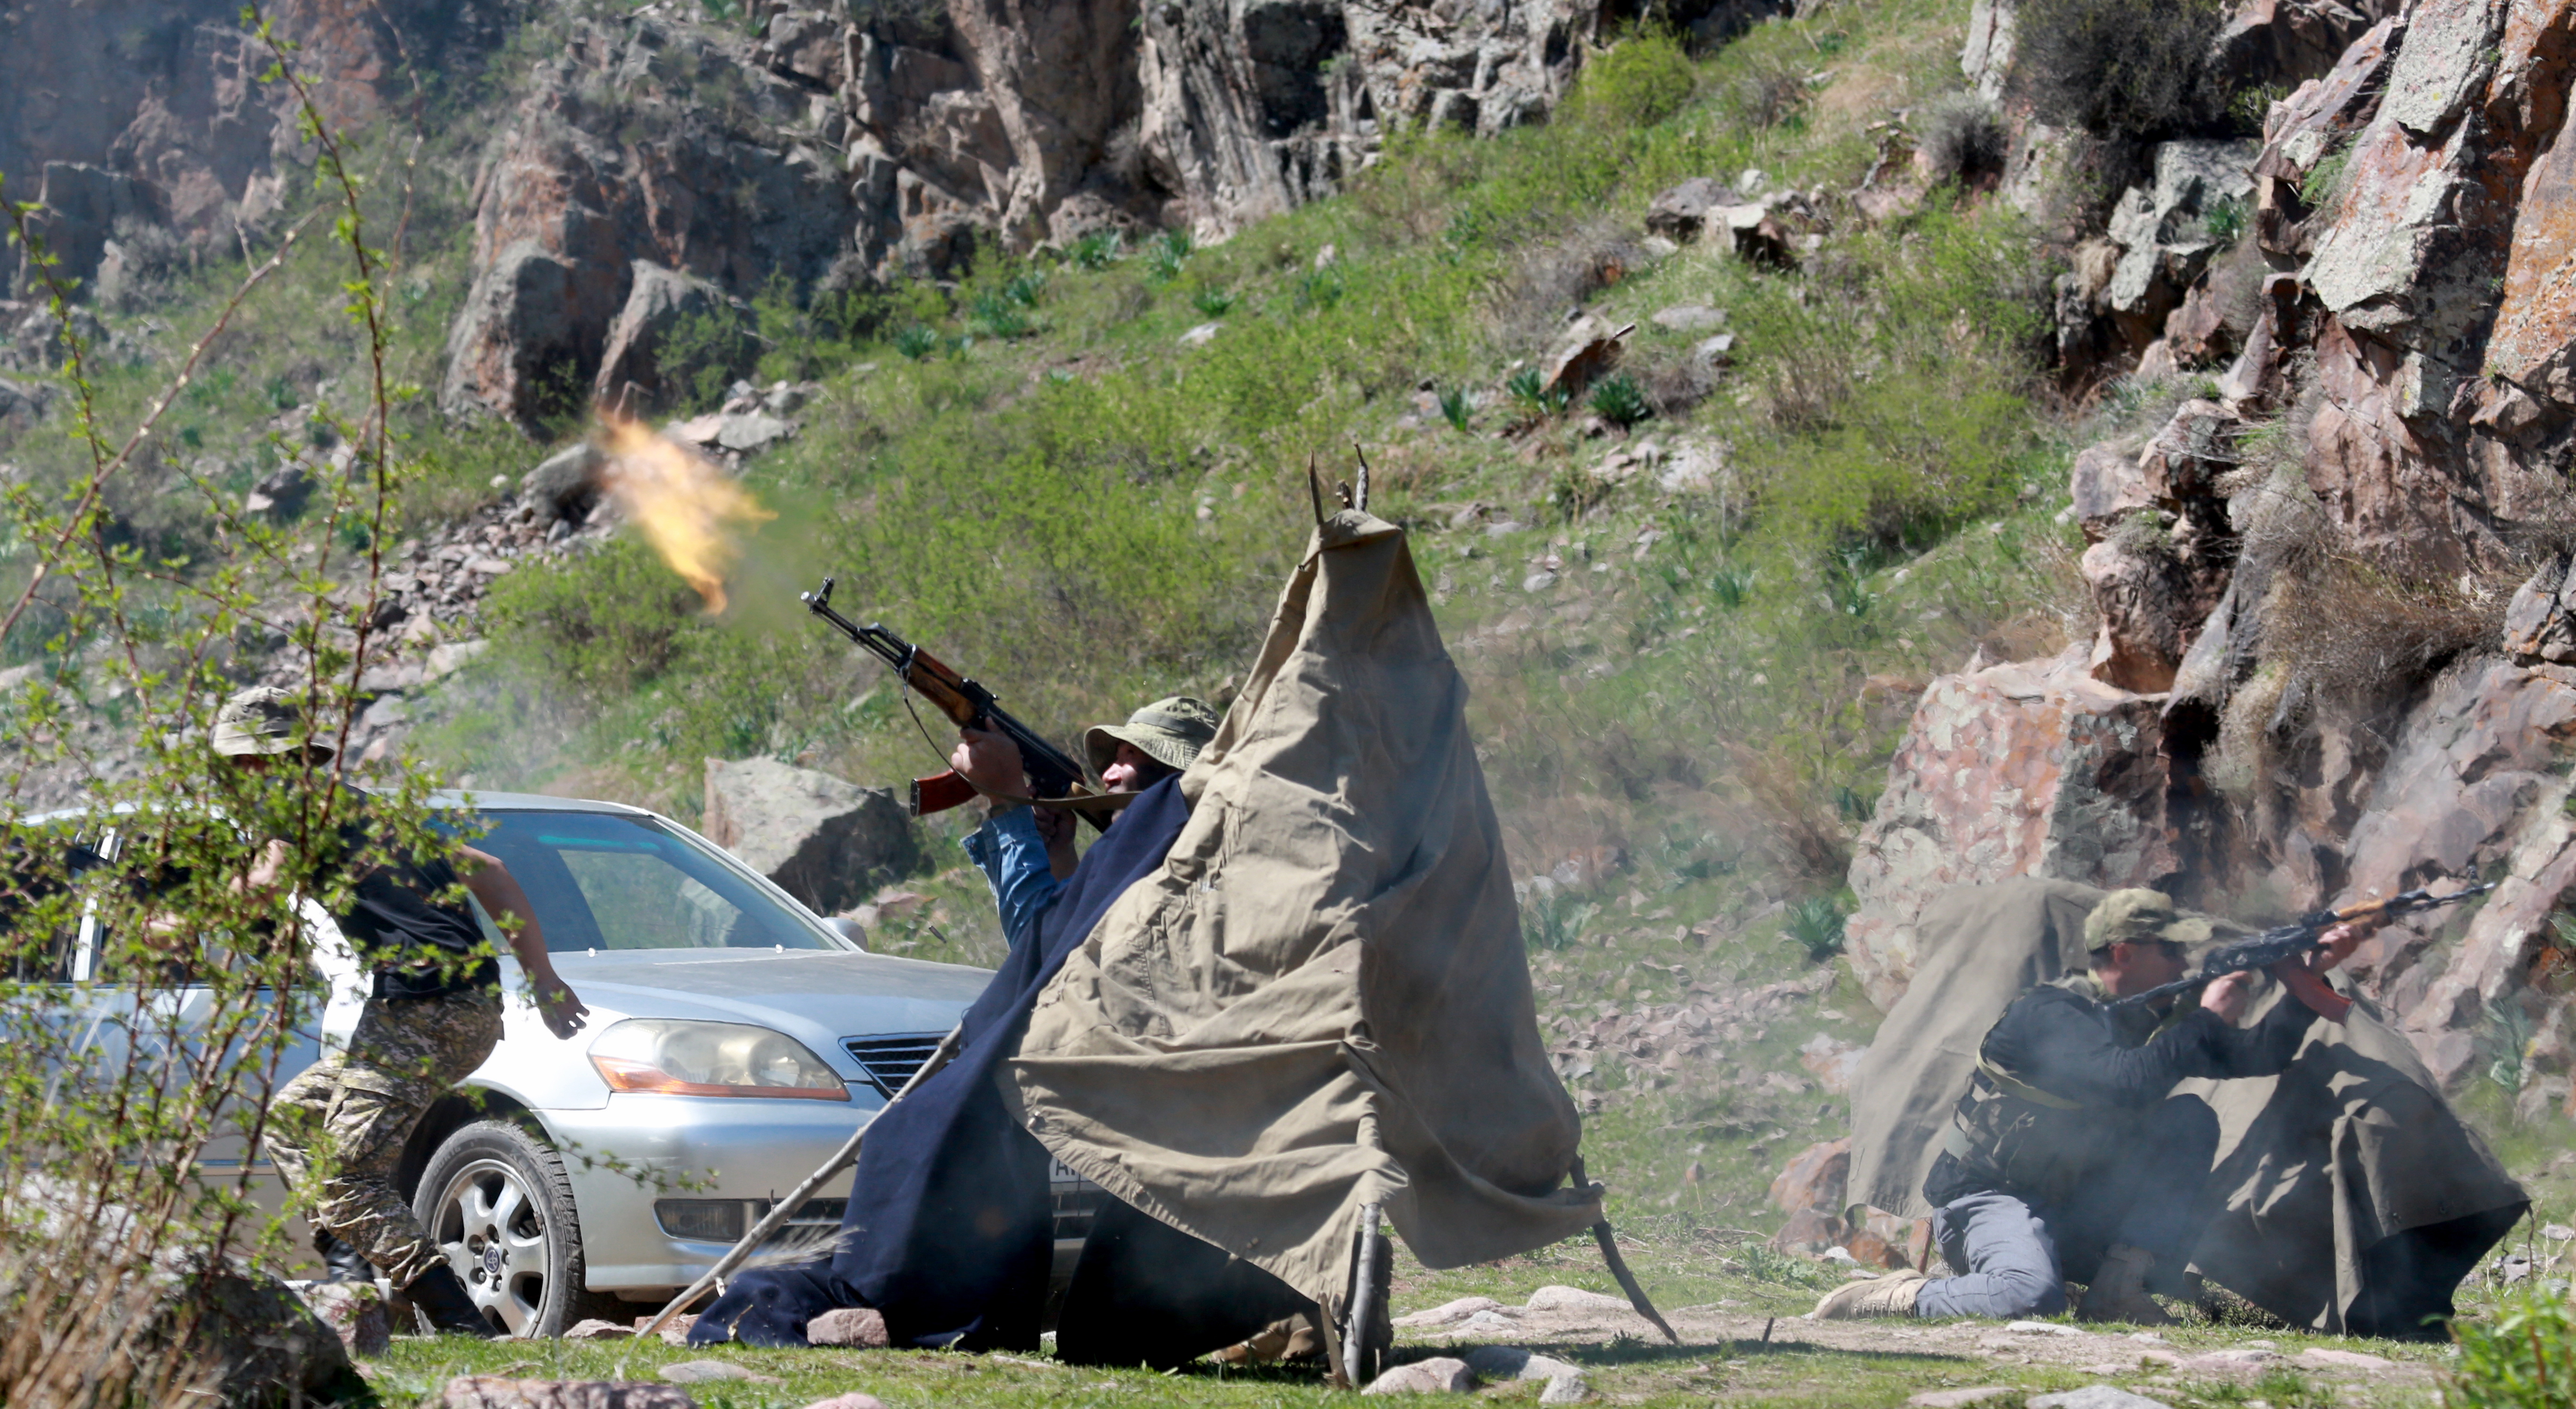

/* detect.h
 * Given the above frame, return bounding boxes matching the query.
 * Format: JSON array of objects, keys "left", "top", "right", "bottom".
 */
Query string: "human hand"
[
  {"left": 950, "top": 726, "right": 1027, "bottom": 806},
  {"left": 533, "top": 977, "right": 590, "bottom": 1040},
  {"left": 2306, "top": 920, "right": 2368, "bottom": 973},
  {"left": 2200, "top": 970, "right": 2253, "bottom": 1024},
  {"left": 1032, "top": 802, "right": 1079, "bottom": 880},
  {"left": 245, "top": 838, "right": 290, "bottom": 892}
]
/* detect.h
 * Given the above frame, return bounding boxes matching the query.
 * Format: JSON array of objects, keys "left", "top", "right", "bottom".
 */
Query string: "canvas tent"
[
  {"left": 682, "top": 503, "right": 1617, "bottom": 1369},
  {"left": 1848, "top": 876, "right": 2526, "bottom": 1337}
]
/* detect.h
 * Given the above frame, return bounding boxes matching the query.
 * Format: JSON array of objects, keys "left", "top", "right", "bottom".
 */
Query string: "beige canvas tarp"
[
  {"left": 1848, "top": 876, "right": 2527, "bottom": 1334},
  {"left": 1002, "top": 508, "right": 1603, "bottom": 1310}
]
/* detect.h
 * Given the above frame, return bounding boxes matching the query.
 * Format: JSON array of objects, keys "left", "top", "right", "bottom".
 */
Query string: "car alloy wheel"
[{"left": 426, "top": 1155, "right": 552, "bottom": 1335}]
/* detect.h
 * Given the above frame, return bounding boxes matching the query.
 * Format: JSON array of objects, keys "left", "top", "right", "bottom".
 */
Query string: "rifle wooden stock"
[{"left": 911, "top": 769, "right": 978, "bottom": 817}]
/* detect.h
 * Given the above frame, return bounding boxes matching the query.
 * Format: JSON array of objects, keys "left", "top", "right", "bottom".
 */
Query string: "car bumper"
[{"left": 544, "top": 1090, "right": 882, "bottom": 1294}]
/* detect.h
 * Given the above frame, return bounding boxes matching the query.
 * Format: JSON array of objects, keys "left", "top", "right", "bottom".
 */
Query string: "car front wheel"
[{"left": 413, "top": 1118, "right": 613, "bottom": 1337}]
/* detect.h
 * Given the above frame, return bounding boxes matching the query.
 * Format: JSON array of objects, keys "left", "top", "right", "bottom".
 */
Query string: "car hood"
[{"left": 550, "top": 948, "right": 990, "bottom": 1057}]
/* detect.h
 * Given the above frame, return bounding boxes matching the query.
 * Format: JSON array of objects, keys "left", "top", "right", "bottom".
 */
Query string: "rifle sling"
[{"left": 1972, "top": 1056, "right": 2087, "bottom": 1111}]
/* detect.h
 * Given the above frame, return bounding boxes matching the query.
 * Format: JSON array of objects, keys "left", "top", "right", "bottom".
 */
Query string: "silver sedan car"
[{"left": 66, "top": 790, "right": 1089, "bottom": 1337}]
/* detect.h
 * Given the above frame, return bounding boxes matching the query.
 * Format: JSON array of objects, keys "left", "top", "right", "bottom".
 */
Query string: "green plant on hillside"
[
  {"left": 1733, "top": 1244, "right": 1835, "bottom": 1287},
  {"left": 2448, "top": 1288, "right": 2576, "bottom": 1409},
  {"left": 1727, "top": 51, "right": 1810, "bottom": 130},
  {"left": 1915, "top": 91, "right": 2005, "bottom": 184},
  {"left": 1567, "top": 27, "right": 1699, "bottom": 129},
  {"left": 1504, "top": 366, "right": 1559, "bottom": 421},
  {"left": 1782, "top": 896, "right": 1848, "bottom": 961},
  {"left": 1590, "top": 372, "right": 1652, "bottom": 429},
  {"left": 1193, "top": 286, "right": 1238, "bottom": 317},
  {"left": 2299, "top": 144, "right": 2354, "bottom": 213},
  {"left": 2009, "top": 0, "right": 2231, "bottom": 140},
  {"left": 894, "top": 324, "right": 939, "bottom": 360},
  {"left": 1145, "top": 228, "right": 1193, "bottom": 283},
  {"left": 1069, "top": 229, "right": 1122, "bottom": 269},
  {"left": 1707, "top": 563, "right": 1754, "bottom": 609},
  {"left": 968, "top": 292, "right": 1034, "bottom": 339},
  {"left": 2202, "top": 194, "right": 2250, "bottom": 245},
  {"left": 660, "top": 300, "right": 753, "bottom": 412},
  {"left": 1522, "top": 888, "right": 1600, "bottom": 951},
  {"left": 1437, "top": 386, "right": 1473, "bottom": 432}
]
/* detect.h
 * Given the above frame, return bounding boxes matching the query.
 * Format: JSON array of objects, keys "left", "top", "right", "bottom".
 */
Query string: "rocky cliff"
[{"left": 1851, "top": 0, "right": 2576, "bottom": 1105}]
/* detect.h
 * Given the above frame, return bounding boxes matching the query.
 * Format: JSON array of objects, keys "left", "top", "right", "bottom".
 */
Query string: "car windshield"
[{"left": 463, "top": 811, "right": 849, "bottom": 953}]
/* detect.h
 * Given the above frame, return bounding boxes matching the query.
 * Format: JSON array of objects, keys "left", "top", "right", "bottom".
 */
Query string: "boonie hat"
[
  {"left": 212, "top": 686, "right": 333, "bottom": 759},
  {"left": 1084, "top": 696, "right": 1220, "bottom": 777},
  {"left": 2084, "top": 887, "right": 2214, "bottom": 952}
]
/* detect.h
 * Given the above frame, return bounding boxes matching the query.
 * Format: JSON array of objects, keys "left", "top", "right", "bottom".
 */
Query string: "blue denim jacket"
[{"left": 962, "top": 805, "right": 1065, "bottom": 948}]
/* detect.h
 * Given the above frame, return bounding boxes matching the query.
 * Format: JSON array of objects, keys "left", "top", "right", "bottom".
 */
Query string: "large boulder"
[
  {"left": 593, "top": 263, "right": 745, "bottom": 414},
  {"left": 441, "top": 17, "right": 852, "bottom": 429},
  {"left": 1844, "top": 648, "right": 2177, "bottom": 1010},
  {"left": 701, "top": 757, "right": 925, "bottom": 915},
  {"left": 2102, "top": 141, "right": 2256, "bottom": 349}
]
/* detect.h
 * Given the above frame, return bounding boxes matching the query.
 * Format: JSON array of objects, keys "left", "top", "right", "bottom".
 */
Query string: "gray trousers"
[{"left": 1914, "top": 1094, "right": 2220, "bottom": 1320}]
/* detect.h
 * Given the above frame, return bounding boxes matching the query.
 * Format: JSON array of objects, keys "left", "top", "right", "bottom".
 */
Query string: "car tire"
[{"left": 413, "top": 1118, "right": 620, "bottom": 1338}]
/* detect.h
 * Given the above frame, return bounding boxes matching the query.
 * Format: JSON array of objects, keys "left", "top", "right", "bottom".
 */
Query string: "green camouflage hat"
[
  {"left": 1085, "top": 696, "right": 1220, "bottom": 777},
  {"left": 211, "top": 686, "right": 332, "bottom": 759},
  {"left": 2084, "top": 888, "right": 2212, "bottom": 952}
]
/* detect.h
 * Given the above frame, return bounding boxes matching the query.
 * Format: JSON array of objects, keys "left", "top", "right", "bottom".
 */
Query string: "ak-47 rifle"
[
  {"left": 2107, "top": 882, "right": 2494, "bottom": 1011},
  {"left": 801, "top": 578, "right": 1112, "bottom": 826}
]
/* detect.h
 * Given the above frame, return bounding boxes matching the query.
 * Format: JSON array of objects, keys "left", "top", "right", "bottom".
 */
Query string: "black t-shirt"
[{"left": 327, "top": 789, "right": 499, "bottom": 999}]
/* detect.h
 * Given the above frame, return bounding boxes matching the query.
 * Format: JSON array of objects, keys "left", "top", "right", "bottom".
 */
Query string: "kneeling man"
[{"left": 1815, "top": 890, "right": 2361, "bottom": 1324}]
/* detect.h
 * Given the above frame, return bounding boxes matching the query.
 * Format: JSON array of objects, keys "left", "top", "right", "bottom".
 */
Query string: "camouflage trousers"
[{"left": 266, "top": 988, "right": 502, "bottom": 1288}]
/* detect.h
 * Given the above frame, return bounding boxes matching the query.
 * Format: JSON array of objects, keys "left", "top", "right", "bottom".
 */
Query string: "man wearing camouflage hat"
[
  {"left": 210, "top": 687, "right": 589, "bottom": 1336},
  {"left": 1811, "top": 888, "right": 2366, "bottom": 1326},
  {"left": 949, "top": 696, "right": 1219, "bottom": 947}
]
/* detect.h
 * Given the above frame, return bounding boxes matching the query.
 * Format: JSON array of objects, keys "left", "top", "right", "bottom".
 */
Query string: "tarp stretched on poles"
[
  {"left": 1848, "top": 876, "right": 2526, "bottom": 1337},
  {"left": 686, "top": 504, "right": 1602, "bottom": 1360},
  {"left": 1006, "top": 504, "right": 1605, "bottom": 1316}
]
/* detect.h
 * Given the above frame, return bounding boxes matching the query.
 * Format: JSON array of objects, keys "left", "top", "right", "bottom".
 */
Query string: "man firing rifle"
[
  {"left": 950, "top": 696, "right": 1219, "bottom": 947},
  {"left": 1813, "top": 889, "right": 2371, "bottom": 1325}
]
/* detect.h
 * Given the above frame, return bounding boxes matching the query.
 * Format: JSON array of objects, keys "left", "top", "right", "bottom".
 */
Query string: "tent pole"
[
  {"left": 635, "top": 1021, "right": 966, "bottom": 1343},
  {"left": 1342, "top": 1201, "right": 1386, "bottom": 1387},
  {"left": 1572, "top": 1157, "right": 1677, "bottom": 1344}
]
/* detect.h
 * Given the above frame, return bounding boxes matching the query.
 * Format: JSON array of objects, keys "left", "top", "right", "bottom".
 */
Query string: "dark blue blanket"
[{"left": 689, "top": 777, "right": 1190, "bottom": 1349}]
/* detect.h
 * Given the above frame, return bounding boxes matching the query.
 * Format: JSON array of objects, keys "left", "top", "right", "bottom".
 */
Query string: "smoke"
[{"left": 598, "top": 415, "right": 775, "bottom": 613}]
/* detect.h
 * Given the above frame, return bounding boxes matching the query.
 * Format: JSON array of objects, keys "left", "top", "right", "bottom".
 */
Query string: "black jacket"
[{"left": 1923, "top": 974, "right": 2314, "bottom": 1208}]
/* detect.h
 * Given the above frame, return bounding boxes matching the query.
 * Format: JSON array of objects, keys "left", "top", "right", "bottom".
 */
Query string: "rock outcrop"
[
  {"left": 700, "top": 756, "right": 926, "bottom": 915},
  {"left": 439, "top": 15, "right": 854, "bottom": 426},
  {"left": 1855, "top": 0, "right": 2576, "bottom": 1096},
  {"left": 2, "top": 0, "right": 522, "bottom": 287}
]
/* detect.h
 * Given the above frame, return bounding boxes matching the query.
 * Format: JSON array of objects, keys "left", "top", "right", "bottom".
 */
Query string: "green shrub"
[
  {"left": 1145, "top": 229, "right": 1193, "bottom": 283},
  {"left": 1437, "top": 387, "right": 1472, "bottom": 432},
  {"left": 1590, "top": 372, "right": 1651, "bottom": 429},
  {"left": 1069, "top": 229, "right": 1122, "bottom": 270},
  {"left": 1783, "top": 895, "right": 1847, "bottom": 961},
  {"left": 2010, "top": 0, "right": 2230, "bottom": 140},
  {"left": 1002, "top": 270, "right": 1046, "bottom": 308},
  {"left": 2202, "top": 195, "right": 2249, "bottom": 245},
  {"left": 1707, "top": 563, "right": 1754, "bottom": 609},
  {"left": 2447, "top": 1289, "right": 2576, "bottom": 1409},
  {"left": 1521, "top": 888, "right": 1599, "bottom": 950},
  {"left": 660, "top": 301, "right": 753, "bottom": 412},
  {"left": 1192, "top": 286, "right": 1237, "bottom": 317},
  {"left": 893, "top": 325, "right": 939, "bottom": 360},
  {"left": 2298, "top": 145, "right": 2352, "bottom": 212},
  {"left": 1916, "top": 91, "right": 2006, "bottom": 184},
  {"left": 967, "top": 292, "right": 1033, "bottom": 339},
  {"left": 1505, "top": 366, "right": 1566, "bottom": 421},
  {"left": 1567, "top": 28, "right": 1698, "bottom": 130}
]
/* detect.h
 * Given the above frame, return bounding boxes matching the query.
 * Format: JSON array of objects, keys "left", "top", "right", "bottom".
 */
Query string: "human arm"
[
  {"left": 961, "top": 806, "right": 1067, "bottom": 946},
  {"left": 1984, "top": 988, "right": 2255, "bottom": 1106},
  {"left": 457, "top": 846, "right": 588, "bottom": 1040}
]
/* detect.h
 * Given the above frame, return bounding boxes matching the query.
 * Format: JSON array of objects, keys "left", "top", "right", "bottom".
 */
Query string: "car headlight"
[{"left": 588, "top": 1019, "right": 849, "bottom": 1101}]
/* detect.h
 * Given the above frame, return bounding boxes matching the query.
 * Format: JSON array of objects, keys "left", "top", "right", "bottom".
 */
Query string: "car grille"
[
  {"left": 843, "top": 1033, "right": 945, "bottom": 1097},
  {"left": 1049, "top": 1159, "right": 1105, "bottom": 1242}
]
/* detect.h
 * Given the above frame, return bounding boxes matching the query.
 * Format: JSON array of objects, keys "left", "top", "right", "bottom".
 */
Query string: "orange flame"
[{"left": 598, "top": 415, "right": 775, "bottom": 613}]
